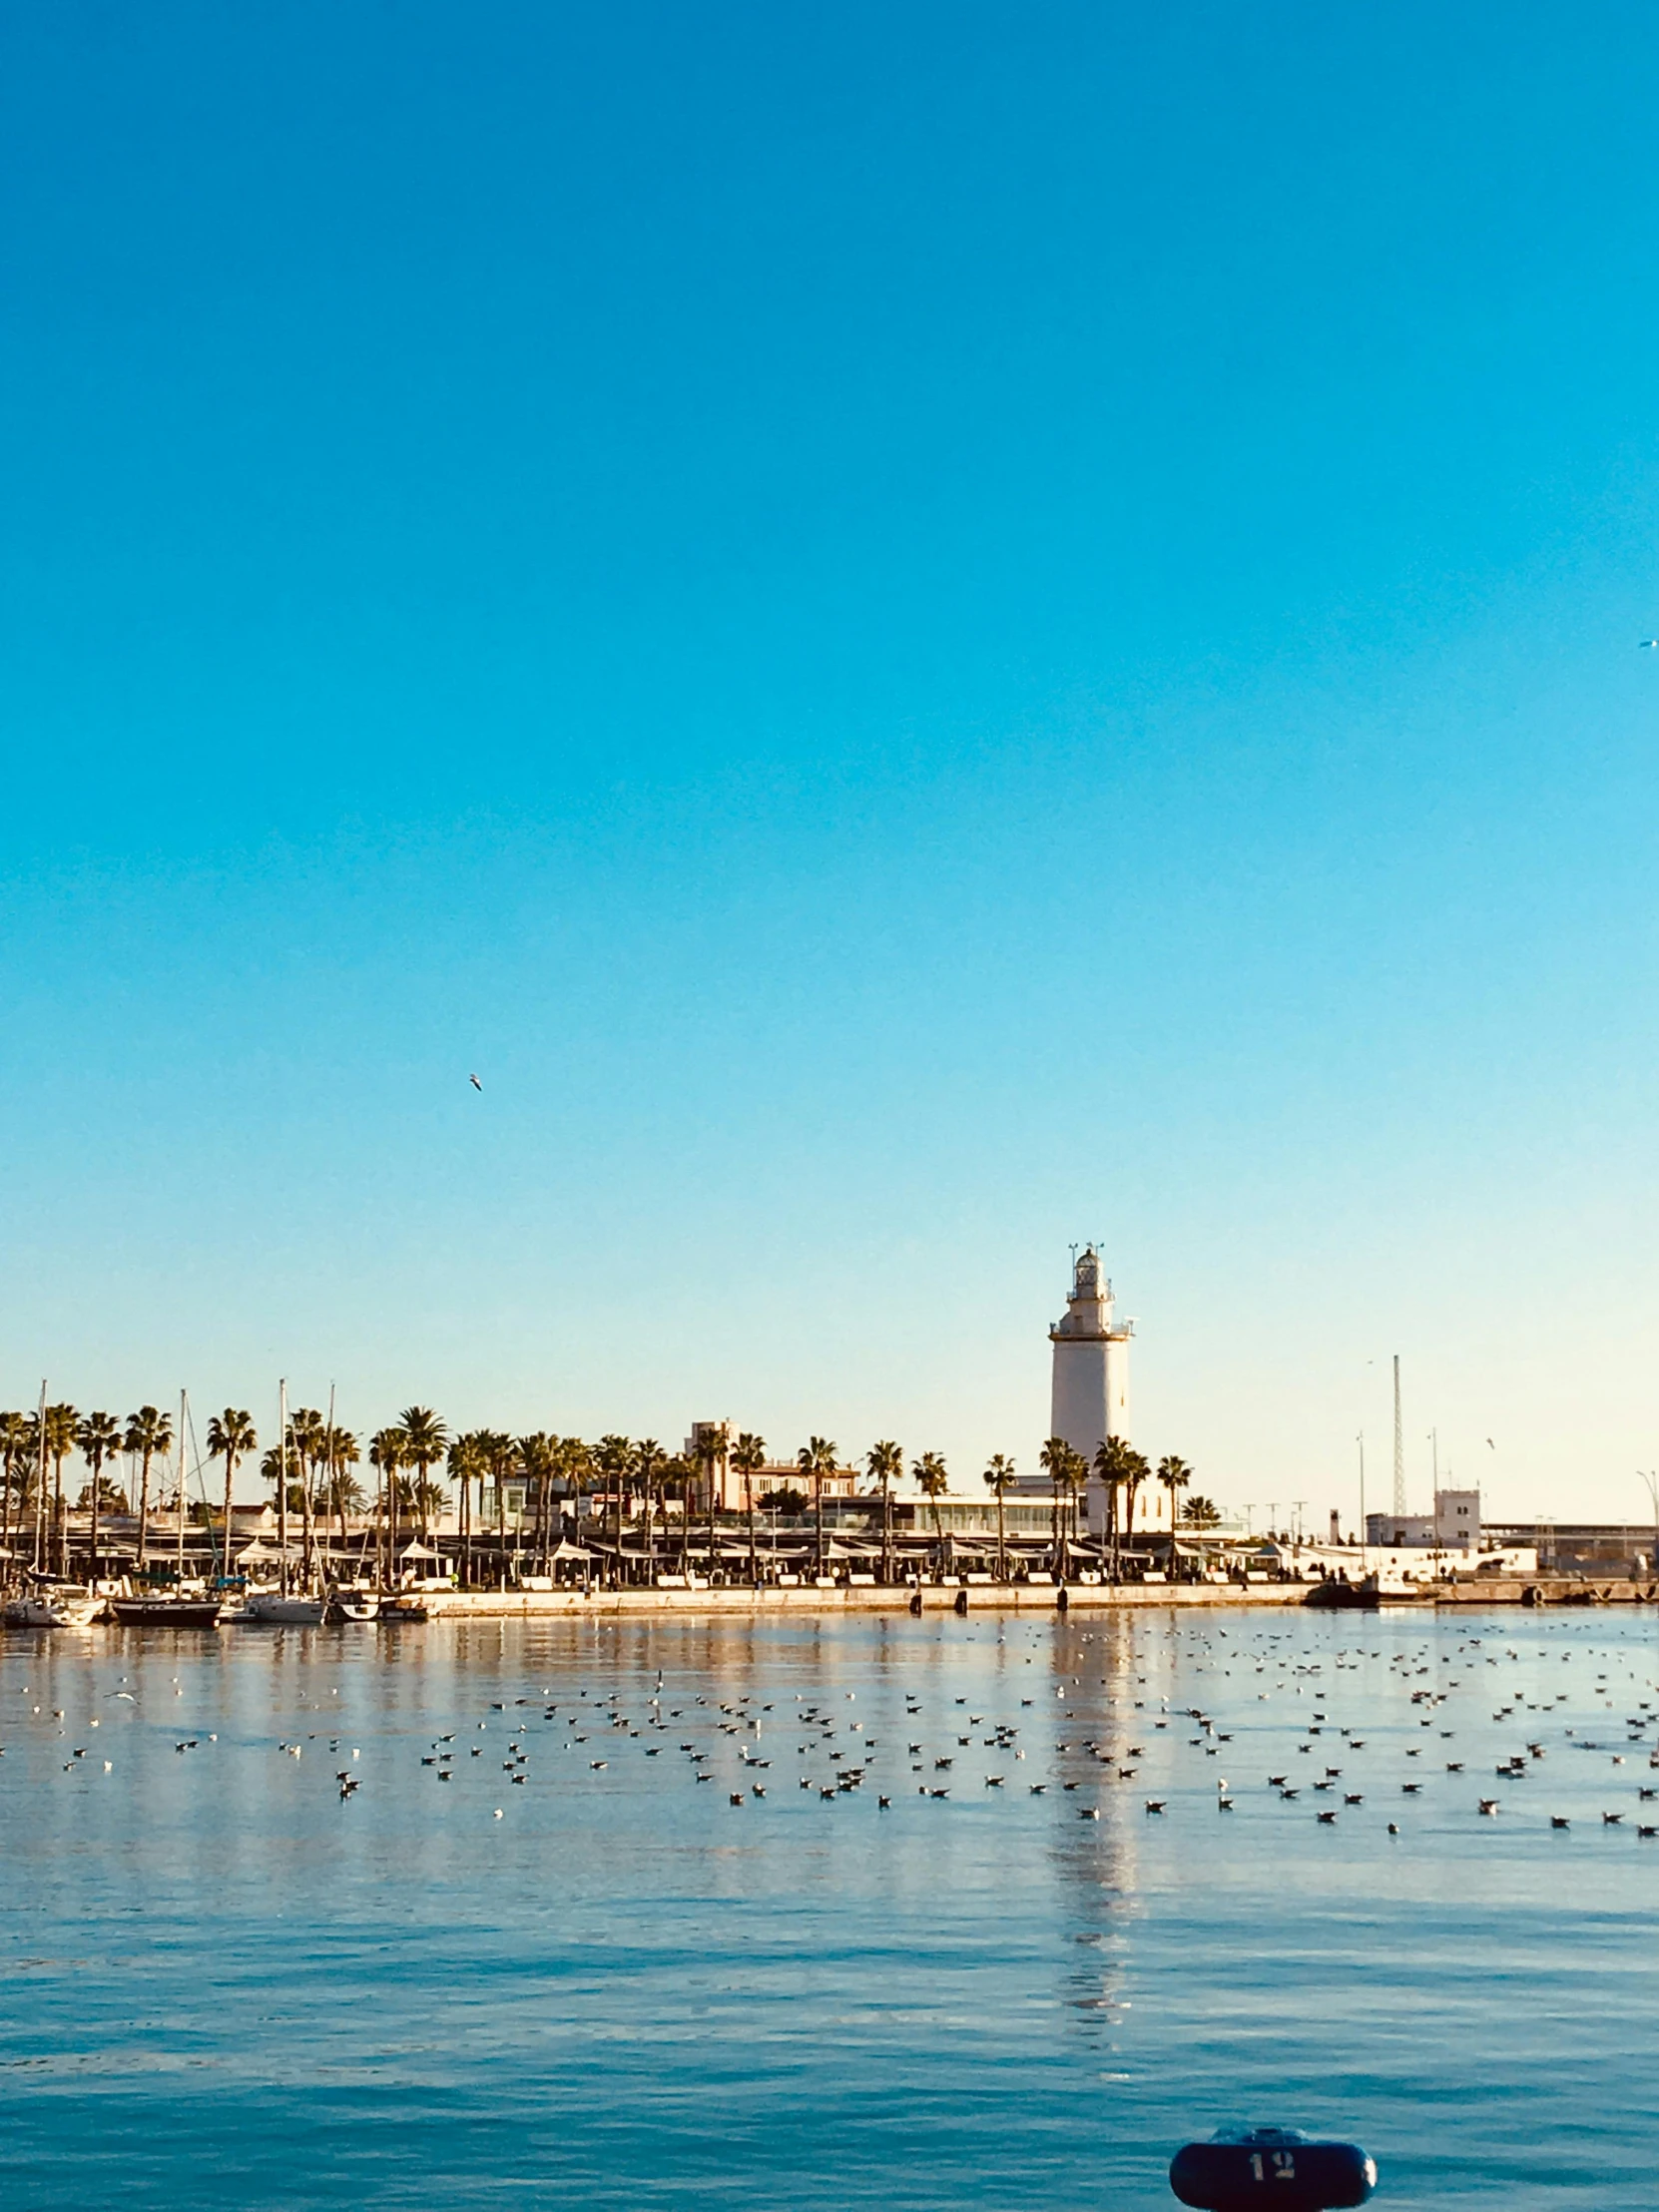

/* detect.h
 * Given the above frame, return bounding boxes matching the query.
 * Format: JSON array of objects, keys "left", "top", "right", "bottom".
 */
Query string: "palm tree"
[
  {"left": 398, "top": 1407, "right": 449, "bottom": 1544},
  {"left": 477, "top": 1431, "right": 514, "bottom": 1583},
  {"left": 563, "top": 1438, "right": 593, "bottom": 1562},
  {"left": 732, "top": 1432, "right": 767, "bottom": 1585},
  {"left": 658, "top": 1453, "right": 693, "bottom": 1570},
  {"left": 594, "top": 1434, "right": 633, "bottom": 1584},
  {"left": 260, "top": 1443, "right": 298, "bottom": 1503},
  {"left": 633, "top": 1439, "right": 666, "bottom": 1581},
  {"left": 41, "top": 1403, "right": 78, "bottom": 1576},
  {"left": 124, "top": 1406, "right": 172, "bottom": 1572},
  {"left": 1039, "top": 1436, "right": 1071, "bottom": 1570},
  {"left": 0, "top": 1410, "right": 30, "bottom": 1566},
  {"left": 1181, "top": 1492, "right": 1221, "bottom": 1528},
  {"left": 983, "top": 1453, "right": 1017, "bottom": 1581},
  {"left": 515, "top": 1434, "right": 558, "bottom": 1572},
  {"left": 323, "top": 1428, "right": 362, "bottom": 1560},
  {"left": 448, "top": 1431, "right": 485, "bottom": 1587},
  {"left": 798, "top": 1437, "right": 838, "bottom": 1576},
  {"left": 914, "top": 1452, "right": 949, "bottom": 1563},
  {"left": 75, "top": 1410, "right": 122, "bottom": 1581},
  {"left": 1093, "top": 1436, "right": 1138, "bottom": 1577},
  {"left": 1120, "top": 1445, "right": 1151, "bottom": 1549},
  {"left": 369, "top": 1424, "right": 408, "bottom": 1585},
  {"left": 1157, "top": 1453, "right": 1193, "bottom": 1528},
  {"left": 287, "top": 1407, "right": 327, "bottom": 1584},
  {"left": 206, "top": 1409, "right": 257, "bottom": 1587},
  {"left": 866, "top": 1440, "right": 901, "bottom": 1583},
  {"left": 693, "top": 1424, "right": 730, "bottom": 1569}
]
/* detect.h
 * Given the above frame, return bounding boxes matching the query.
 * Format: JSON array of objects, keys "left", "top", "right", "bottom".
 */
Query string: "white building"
[
  {"left": 1046, "top": 1244, "right": 1152, "bottom": 1536},
  {"left": 1366, "top": 1487, "right": 1481, "bottom": 1551}
]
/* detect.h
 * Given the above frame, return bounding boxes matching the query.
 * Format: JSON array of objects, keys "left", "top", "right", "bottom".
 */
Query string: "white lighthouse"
[{"left": 1049, "top": 1245, "right": 1132, "bottom": 1532}]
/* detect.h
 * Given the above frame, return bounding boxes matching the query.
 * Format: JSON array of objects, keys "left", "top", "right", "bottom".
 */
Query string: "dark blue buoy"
[{"left": 1170, "top": 2126, "right": 1376, "bottom": 2211}]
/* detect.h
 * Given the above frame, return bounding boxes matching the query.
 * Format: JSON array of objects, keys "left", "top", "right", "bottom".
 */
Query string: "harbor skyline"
[
  {"left": 0, "top": 1241, "right": 1641, "bottom": 1533},
  {"left": 7, "top": 8, "right": 1659, "bottom": 1518}
]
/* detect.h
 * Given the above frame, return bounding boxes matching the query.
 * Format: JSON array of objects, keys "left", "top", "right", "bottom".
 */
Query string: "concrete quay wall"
[
  {"left": 420, "top": 1582, "right": 1312, "bottom": 1621},
  {"left": 409, "top": 1575, "right": 1659, "bottom": 1622}
]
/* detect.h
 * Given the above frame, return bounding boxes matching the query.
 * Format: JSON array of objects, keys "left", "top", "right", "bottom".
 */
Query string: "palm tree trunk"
[
  {"left": 221, "top": 1452, "right": 236, "bottom": 1587},
  {"left": 88, "top": 1453, "right": 101, "bottom": 1586},
  {"left": 816, "top": 1476, "right": 825, "bottom": 1577},
  {"left": 996, "top": 1488, "right": 1006, "bottom": 1581},
  {"left": 137, "top": 1446, "right": 153, "bottom": 1571},
  {"left": 882, "top": 1480, "right": 892, "bottom": 1584}
]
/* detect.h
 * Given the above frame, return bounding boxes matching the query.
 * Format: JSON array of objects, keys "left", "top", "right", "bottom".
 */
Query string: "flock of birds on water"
[{"left": 4, "top": 1612, "right": 1659, "bottom": 1852}]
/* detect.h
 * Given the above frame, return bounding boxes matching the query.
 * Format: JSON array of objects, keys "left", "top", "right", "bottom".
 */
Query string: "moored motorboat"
[{"left": 1303, "top": 1572, "right": 1381, "bottom": 1610}]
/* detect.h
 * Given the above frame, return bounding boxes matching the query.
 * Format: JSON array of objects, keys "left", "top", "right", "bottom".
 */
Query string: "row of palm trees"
[
  {"left": 0, "top": 1399, "right": 1203, "bottom": 1588},
  {"left": 1, "top": 1404, "right": 180, "bottom": 1578},
  {"left": 1035, "top": 1436, "right": 1195, "bottom": 1561}
]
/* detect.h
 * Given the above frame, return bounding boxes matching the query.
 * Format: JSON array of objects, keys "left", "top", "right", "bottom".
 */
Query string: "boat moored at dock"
[
  {"left": 327, "top": 1584, "right": 381, "bottom": 1622},
  {"left": 108, "top": 1593, "right": 224, "bottom": 1627},
  {"left": 238, "top": 1590, "right": 327, "bottom": 1625},
  {"left": 3, "top": 1582, "right": 106, "bottom": 1628}
]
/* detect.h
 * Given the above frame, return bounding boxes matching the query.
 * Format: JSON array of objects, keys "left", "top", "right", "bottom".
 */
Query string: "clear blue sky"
[{"left": 4, "top": 3, "right": 1657, "bottom": 1520}]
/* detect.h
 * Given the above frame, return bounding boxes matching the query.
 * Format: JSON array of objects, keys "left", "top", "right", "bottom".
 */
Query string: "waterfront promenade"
[{"left": 403, "top": 1573, "right": 1658, "bottom": 1619}]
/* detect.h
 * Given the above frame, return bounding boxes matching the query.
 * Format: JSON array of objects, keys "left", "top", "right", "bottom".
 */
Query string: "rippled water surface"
[{"left": 4, "top": 1605, "right": 1657, "bottom": 2209}]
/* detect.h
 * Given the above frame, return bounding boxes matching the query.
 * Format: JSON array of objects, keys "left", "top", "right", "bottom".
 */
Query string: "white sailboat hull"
[
  {"left": 4, "top": 1590, "right": 105, "bottom": 1628},
  {"left": 239, "top": 1592, "right": 326, "bottom": 1625}
]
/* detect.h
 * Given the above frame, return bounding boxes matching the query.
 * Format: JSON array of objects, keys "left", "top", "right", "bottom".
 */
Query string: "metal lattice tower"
[{"left": 1391, "top": 1355, "right": 1406, "bottom": 1517}]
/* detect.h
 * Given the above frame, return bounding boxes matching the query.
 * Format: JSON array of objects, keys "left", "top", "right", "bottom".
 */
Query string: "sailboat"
[
  {"left": 109, "top": 1392, "right": 224, "bottom": 1626},
  {"left": 235, "top": 1381, "right": 325, "bottom": 1622},
  {"left": 240, "top": 1590, "right": 326, "bottom": 1624},
  {"left": 7, "top": 1381, "right": 106, "bottom": 1624}
]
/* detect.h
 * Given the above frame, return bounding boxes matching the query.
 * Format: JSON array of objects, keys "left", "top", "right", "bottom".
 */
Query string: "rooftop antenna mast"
[{"left": 1392, "top": 1356, "right": 1406, "bottom": 1518}]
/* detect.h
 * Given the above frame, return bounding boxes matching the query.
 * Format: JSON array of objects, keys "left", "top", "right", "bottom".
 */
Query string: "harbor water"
[{"left": 3, "top": 1605, "right": 1656, "bottom": 2209}]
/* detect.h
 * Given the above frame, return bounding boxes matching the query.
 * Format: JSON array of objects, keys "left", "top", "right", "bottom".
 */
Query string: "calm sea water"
[{"left": 3, "top": 1604, "right": 1656, "bottom": 2210}]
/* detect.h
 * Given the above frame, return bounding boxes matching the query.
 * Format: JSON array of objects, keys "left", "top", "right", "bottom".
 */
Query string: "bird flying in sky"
[{"left": 469, "top": 1074, "right": 482, "bottom": 1091}]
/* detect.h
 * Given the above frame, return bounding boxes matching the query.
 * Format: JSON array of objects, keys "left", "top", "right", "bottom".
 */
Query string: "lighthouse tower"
[{"left": 1049, "top": 1245, "right": 1132, "bottom": 1532}]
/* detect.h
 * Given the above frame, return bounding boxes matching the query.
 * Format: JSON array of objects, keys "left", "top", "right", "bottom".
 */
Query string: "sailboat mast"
[
  {"left": 278, "top": 1378, "right": 288, "bottom": 1593},
  {"left": 323, "top": 1382, "right": 336, "bottom": 1593},
  {"left": 177, "top": 1390, "right": 188, "bottom": 1585},
  {"left": 32, "top": 1380, "right": 47, "bottom": 1575}
]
